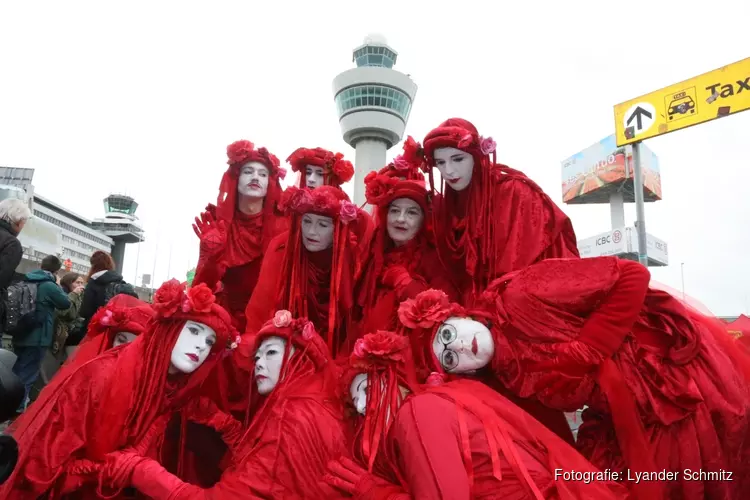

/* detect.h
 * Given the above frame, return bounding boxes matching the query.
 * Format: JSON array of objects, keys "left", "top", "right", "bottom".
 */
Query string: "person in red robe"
[
  {"left": 193, "top": 140, "right": 289, "bottom": 331},
  {"left": 0, "top": 280, "right": 240, "bottom": 499},
  {"left": 401, "top": 258, "right": 750, "bottom": 499},
  {"left": 287, "top": 146, "right": 354, "bottom": 189},
  {"left": 420, "top": 118, "right": 579, "bottom": 301},
  {"left": 99, "top": 310, "right": 350, "bottom": 499},
  {"left": 350, "top": 139, "right": 458, "bottom": 342},
  {"left": 325, "top": 331, "right": 628, "bottom": 499},
  {"left": 243, "top": 185, "right": 368, "bottom": 358}
]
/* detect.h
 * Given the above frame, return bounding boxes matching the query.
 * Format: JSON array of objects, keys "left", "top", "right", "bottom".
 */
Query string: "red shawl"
[
  {"left": 2, "top": 281, "right": 238, "bottom": 499},
  {"left": 422, "top": 118, "right": 579, "bottom": 299}
]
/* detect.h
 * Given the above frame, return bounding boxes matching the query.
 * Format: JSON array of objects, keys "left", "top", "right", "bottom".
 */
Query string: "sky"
[{"left": 1, "top": 0, "right": 748, "bottom": 315}]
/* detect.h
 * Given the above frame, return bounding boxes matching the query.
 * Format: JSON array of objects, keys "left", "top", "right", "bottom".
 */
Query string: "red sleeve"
[
  {"left": 393, "top": 394, "right": 471, "bottom": 500},
  {"left": 578, "top": 259, "right": 651, "bottom": 356},
  {"left": 242, "top": 234, "right": 286, "bottom": 336}
]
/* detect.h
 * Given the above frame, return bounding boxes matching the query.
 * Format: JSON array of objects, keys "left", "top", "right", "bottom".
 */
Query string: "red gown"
[
  {"left": 422, "top": 118, "right": 579, "bottom": 302},
  {"left": 480, "top": 257, "right": 750, "bottom": 499}
]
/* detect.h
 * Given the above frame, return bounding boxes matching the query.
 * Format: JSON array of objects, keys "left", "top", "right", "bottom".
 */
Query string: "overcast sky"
[{"left": 1, "top": 1, "right": 748, "bottom": 315}]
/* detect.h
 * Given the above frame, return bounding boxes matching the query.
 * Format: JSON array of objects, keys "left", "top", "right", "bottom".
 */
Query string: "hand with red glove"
[
  {"left": 323, "top": 456, "right": 408, "bottom": 500},
  {"left": 193, "top": 210, "right": 228, "bottom": 256},
  {"left": 184, "top": 397, "right": 243, "bottom": 455}
]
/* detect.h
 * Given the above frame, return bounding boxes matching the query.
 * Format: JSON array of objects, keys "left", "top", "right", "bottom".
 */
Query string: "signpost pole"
[{"left": 632, "top": 142, "right": 649, "bottom": 266}]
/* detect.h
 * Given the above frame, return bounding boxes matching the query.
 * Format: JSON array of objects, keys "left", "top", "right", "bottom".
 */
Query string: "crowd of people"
[{"left": 1, "top": 117, "right": 749, "bottom": 498}]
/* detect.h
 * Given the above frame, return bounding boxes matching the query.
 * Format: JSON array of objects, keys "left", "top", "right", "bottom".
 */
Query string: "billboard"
[
  {"left": 561, "top": 135, "right": 662, "bottom": 204},
  {"left": 577, "top": 227, "right": 668, "bottom": 266}
]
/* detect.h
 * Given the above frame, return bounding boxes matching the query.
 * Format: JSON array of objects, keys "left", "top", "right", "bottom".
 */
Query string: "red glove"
[
  {"left": 381, "top": 266, "right": 412, "bottom": 291},
  {"left": 97, "top": 450, "right": 150, "bottom": 495},
  {"left": 193, "top": 211, "right": 228, "bottom": 256},
  {"left": 184, "top": 397, "right": 243, "bottom": 455},
  {"left": 324, "top": 457, "right": 407, "bottom": 499}
]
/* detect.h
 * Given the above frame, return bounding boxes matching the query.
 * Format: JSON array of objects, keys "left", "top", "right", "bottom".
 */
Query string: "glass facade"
[
  {"left": 104, "top": 196, "right": 138, "bottom": 215},
  {"left": 335, "top": 85, "right": 412, "bottom": 121},
  {"left": 353, "top": 45, "right": 397, "bottom": 68}
]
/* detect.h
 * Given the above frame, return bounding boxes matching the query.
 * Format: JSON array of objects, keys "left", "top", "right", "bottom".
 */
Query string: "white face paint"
[
  {"left": 301, "top": 213, "right": 334, "bottom": 252},
  {"left": 254, "top": 336, "right": 290, "bottom": 395},
  {"left": 432, "top": 316, "right": 494, "bottom": 374},
  {"left": 305, "top": 165, "right": 325, "bottom": 189},
  {"left": 112, "top": 331, "right": 138, "bottom": 347},
  {"left": 433, "top": 147, "right": 475, "bottom": 192},
  {"left": 169, "top": 321, "right": 217, "bottom": 375},
  {"left": 350, "top": 373, "right": 368, "bottom": 415},
  {"left": 237, "top": 161, "right": 270, "bottom": 198},
  {"left": 386, "top": 198, "right": 424, "bottom": 246}
]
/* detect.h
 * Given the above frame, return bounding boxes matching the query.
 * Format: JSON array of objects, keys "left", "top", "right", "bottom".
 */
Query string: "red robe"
[
  {"left": 353, "top": 380, "right": 627, "bottom": 499},
  {"left": 485, "top": 257, "right": 750, "bottom": 499},
  {"left": 432, "top": 166, "right": 579, "bottom": 303},
  {"left": 353, "top": 236, "right": 459, "bottom": 343}
]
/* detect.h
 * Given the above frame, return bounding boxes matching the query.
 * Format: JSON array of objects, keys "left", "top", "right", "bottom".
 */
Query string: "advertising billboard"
[
  {"left": 577, "top": 227, "right": 668, "bottom": 266},
  {"left": 561, "top": 135, "right": 662, "bottom": 204}
]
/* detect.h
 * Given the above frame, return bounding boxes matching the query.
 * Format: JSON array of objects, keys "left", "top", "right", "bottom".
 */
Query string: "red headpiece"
[
  {"left": 286, "top": 147, "right": 354, "bottom": 189},
  {"left": 342, "top": 331, "right": 419, "bottom": 478},
  {"left": 86, "top": 295, "right": 154, "bottom": 341},
  {"left": 363, "top": 136, "right": 428, "bottom": 212},
  {"left": 422, "top": 118, "right": 497, "bottom": 169},
  {"left": 216, "top": 140, "right": 286, "bottom": 226},
  {"left": 276, "top": 186, "right": 364, "bottom": 356}
]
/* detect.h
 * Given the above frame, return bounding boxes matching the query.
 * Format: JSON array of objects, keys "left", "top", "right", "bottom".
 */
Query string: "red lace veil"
[
  {"left": 3, "top": 280, "right": 238, "bottom": 497},
  {"left": 286, "top": 147, "right": 354, "bottom": 189},
  {"left": 214, "top": 140, "right": 287, "bottom": 269},
  {"left": 277, "top": 186, "right": 364, "bottom": 357}
]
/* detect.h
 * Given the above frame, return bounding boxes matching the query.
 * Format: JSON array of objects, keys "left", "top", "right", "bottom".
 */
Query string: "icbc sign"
[{"left": 596, "top": 230, "right": 622, "bottom": 246}]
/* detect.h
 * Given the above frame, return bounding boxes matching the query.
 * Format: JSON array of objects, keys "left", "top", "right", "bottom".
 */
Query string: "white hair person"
[{"left": 0, "top": 198, "right": 31, "bottom": 233}]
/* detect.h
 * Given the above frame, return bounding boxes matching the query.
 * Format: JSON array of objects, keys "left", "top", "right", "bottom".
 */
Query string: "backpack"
[
  {"left": 3, "top": 281, "right": 40, "bottom": 337},
  {"left": 103, "top": 281, "right": 138, "bottom": 304}
]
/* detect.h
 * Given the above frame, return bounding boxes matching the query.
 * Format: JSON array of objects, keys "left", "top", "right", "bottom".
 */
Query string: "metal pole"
[
  {"left": 632, "top": 142, "right": 649, "bottom": 266},
  {"left": 681, "top": 262, "right": 686, "bottom": 301},
  {"left": 133, "top": 242, "right": 141, "bottom": 286}
]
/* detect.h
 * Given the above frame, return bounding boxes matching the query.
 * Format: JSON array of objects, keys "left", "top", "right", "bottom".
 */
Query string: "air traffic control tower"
[
  {"left": 90, "top": 194, "right": 145, "bottom": 274},
  {"left": 333, "top": 34, "right": 417, "bottom": 207}
]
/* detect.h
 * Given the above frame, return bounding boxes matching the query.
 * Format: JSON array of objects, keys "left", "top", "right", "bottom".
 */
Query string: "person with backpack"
[
  {"left": 76, "top": 250, "right": 136, "bottom": 344},
  {"left": 0, "top": 199, "right": 30, "bottom": 328},
  {"left": 11, "top": 255, "right": 70, "bottom": 411}
]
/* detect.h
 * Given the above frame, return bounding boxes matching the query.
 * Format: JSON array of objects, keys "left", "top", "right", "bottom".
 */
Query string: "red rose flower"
[
  {"left": 331, "top": 156, "right": 354, "bottom": 184},
  {"left": 364, "top": 174, "right": 394, "bottom": 205},
  {"left": 398, "top": 289, "right": 453, "bottom": 329},
  {"left": 226, "top": 140, "right": 255, "bottom": 166},
  {"left": 153, "top": 279, "right": 185, "bottom": 318},
  {"left": 187, "top": 283, "right": 216, "bottom": 313},
  {"left": 109, "top": 309, "right": 130, "bottom": 329},
  {"left": 312, "top": 192, "right": 334, "bottom": 214},
  {"left": 402, "top": 136, "right": 423, "bottom": 164},
  {"left": 361, "top": 331, "right": 409, "bottom": 362}
]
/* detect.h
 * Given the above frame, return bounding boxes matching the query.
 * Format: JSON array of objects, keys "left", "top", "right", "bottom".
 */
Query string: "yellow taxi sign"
[{"left": 614, "top": 58, "right": 750, "bottom": 146}]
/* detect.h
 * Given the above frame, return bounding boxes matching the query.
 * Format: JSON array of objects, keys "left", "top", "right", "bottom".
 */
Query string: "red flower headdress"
[
  {"left": 342, "top": 331, "right": 419, "bottom": 480},
  {"left": 227, "top": 140, "right": 287, "bottom": 180},
  {"left": 152, "top": 279, "right": 240, "bottom": 350},
  {"left": 286, "top": 147, "right": 354, "bottom": 188},
  {"left": 364, "top": 136, "right": 427, "bottom": 208},
  {"left": 86, "top": 295, "right": 154, "bottom": 341},
  {"left": 280, "top": 186, "right": 359, "bottom": 224}
]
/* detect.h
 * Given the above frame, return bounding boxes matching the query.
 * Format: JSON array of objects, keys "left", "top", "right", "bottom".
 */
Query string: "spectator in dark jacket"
[
  {"left": 11, "top": 255, "right": 70, "bottom": 411},
  {"left": 77, "top": 251, "right": 135, "bottom": 341},
  {"left": 0, "top": 198, "right": 29, "bottom": 294}
]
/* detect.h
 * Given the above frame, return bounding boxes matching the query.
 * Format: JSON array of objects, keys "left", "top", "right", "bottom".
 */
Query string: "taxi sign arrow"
[{"left": 626, "top": 106, "right": 653, "bottom": 131}]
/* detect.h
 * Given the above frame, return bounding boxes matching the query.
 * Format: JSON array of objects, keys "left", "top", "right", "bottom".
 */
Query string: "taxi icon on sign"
[{"left": 668, "top": 91, "right": 696, "bottom": 120}]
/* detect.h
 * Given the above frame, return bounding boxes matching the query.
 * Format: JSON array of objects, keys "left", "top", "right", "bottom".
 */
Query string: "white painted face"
[
  {"left": 386, "top": 198, "right": 424, "bottom": 246},
  {"left": 254, "top": 336, "right": 289, "bottom": 395},
  {"left": 237, "top": 161, "right": 270, "bottom": 198},
  {"left": 350, "top": 373, "right": 368, "bottom": 416},
  {"left": 433, "top": 147, "right": 475, "bottom": 192},
  {"left": 301, "top": 213, "right": 334, "bottom": 252},
  {"left": 305, "top": 165, "right": 325, "bottom": 189},
  {"left": 169, "top": 321, "right": 217, "bottom": 375},
  {"left": 112, "top": 331, "right": 138, "bottom": 347},
  {"left": 432, "top": 316, "right": 494, "bottom": 374}
]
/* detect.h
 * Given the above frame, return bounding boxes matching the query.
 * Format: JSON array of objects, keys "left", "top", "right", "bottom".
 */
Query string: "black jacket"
[
  {"left": 78, "top": 270, "right": 129, "bottom": 335},
  {"left": 0, "top": 220, "right": 23, "bottom": 291}
]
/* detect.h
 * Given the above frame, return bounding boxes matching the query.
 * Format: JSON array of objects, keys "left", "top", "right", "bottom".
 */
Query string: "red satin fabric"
[
  {"left": 353, "top": 235, "right": 459, "bottom": 343},
  {"left": 485, "top": 256, "right": 750, "bottom": 499},
  {"left": 385, "top": 380, "right": 627, "bottom": 499},
  {"left": 432, "top": 166, "right": 579, "bottom": 302}
]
